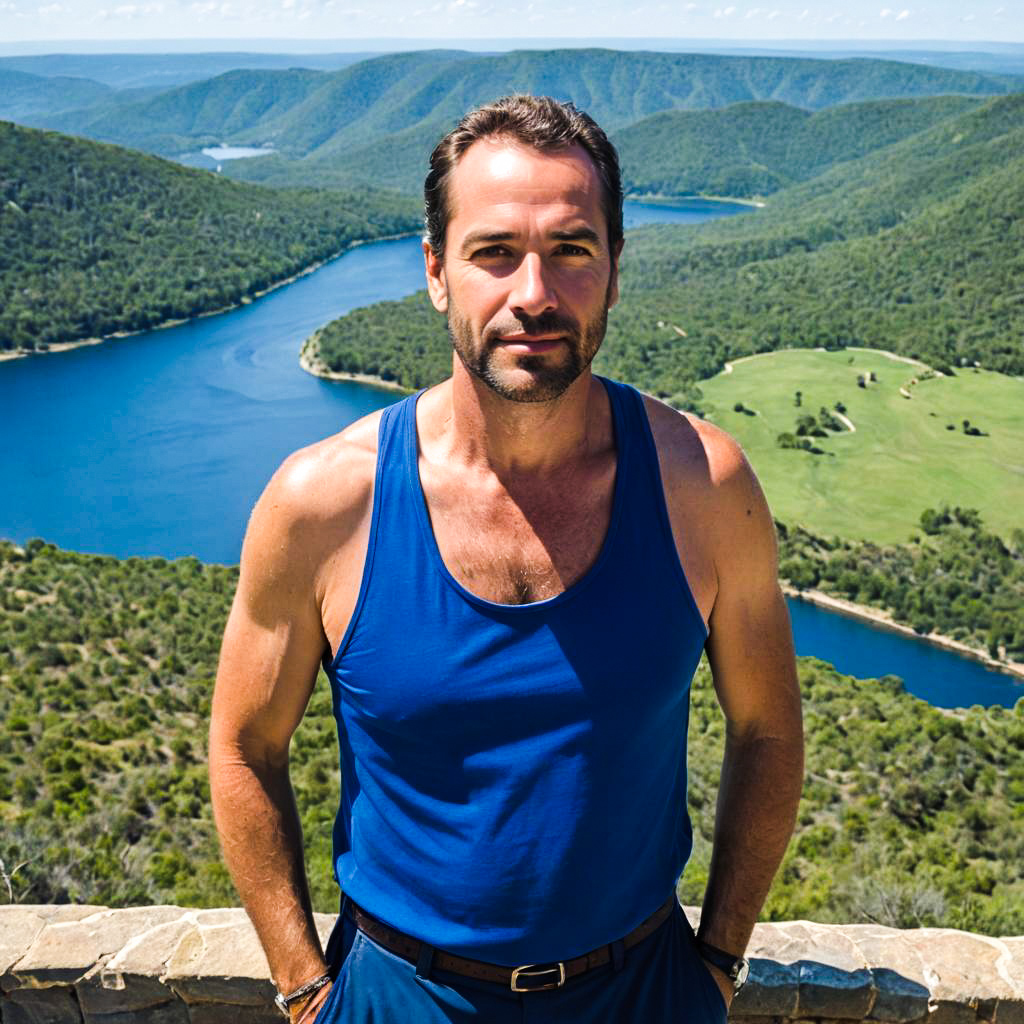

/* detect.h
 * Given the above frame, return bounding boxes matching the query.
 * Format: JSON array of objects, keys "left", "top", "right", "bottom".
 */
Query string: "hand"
[
  {"left": 289, "top": 981, "right": 333, "bottom": 1024},
  {"left": 702, "top": 959, "right": 734, "bottom": 1012}
]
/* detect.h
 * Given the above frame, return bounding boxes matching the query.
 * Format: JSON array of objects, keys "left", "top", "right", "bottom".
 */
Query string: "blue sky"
[{"left": 2, "top": 0, "right": 1021, "bottom": 45}]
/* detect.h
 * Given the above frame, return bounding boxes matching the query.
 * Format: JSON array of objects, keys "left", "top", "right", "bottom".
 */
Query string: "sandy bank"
[
  {"left": 298, "top": 333, "right": 411, "bottom": 393},
  {"left": 782, "top": 584, "right": 1024, "bottom": 683}
]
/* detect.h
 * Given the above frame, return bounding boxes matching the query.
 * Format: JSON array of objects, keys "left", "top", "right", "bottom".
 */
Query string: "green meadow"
[{"left": 698, "top": 348, "right": 1024, "bottom": 545}]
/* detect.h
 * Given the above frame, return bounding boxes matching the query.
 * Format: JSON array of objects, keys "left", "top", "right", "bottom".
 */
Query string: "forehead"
[{"left": 445, "top": 137, "right": 605, "bottom": 240}]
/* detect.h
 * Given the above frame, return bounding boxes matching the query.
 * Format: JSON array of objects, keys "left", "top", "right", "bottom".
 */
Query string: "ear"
[
  {"left": 423, "top": 240, "right": 449, "bottom": 314},
  {"left": 607, "top": 238, "right": 624, "bottom": 310}
]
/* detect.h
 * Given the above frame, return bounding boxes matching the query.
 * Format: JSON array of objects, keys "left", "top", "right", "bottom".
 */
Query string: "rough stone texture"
[{"left": 0, "top": 905, "right": 1020, "bottom": 1023}]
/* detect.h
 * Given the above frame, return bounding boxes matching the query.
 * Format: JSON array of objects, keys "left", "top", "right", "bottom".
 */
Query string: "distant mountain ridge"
[{"left": 24, "top": 48, "right": 1022, "bottom": 170}]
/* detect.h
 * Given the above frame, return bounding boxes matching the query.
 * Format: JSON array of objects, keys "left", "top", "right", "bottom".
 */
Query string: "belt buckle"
[{"left": 510, "top": 962, "right": 566, "bottom": 992}]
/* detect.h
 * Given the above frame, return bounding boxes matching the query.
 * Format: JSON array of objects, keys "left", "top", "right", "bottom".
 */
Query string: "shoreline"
[
  {"left": 625, "top": 191, "right": 766, "bottom": 209},
  {"left": 782, "top": 584, "right": 1024, "bottom": 682},
  {"left": 298, "top": 333, "right": 412, "bottom": 393},
  {"left": 0, "top": 229, "right": 420, "bottom": 365}
]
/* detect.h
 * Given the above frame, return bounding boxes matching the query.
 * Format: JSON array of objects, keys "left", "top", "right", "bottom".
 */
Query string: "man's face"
[{"left": 424, "top": 137, "right": 621, "bottom": 403}]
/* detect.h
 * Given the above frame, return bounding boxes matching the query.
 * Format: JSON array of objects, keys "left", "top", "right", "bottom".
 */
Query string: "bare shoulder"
[
  {"left": 641, "top": 394, "right": 762, "bottom": 511},
  {"left": 241, "top": 408, "right": 386, "bottom": 585}
]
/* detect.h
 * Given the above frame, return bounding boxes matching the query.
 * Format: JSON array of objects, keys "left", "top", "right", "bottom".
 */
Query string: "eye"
[
  {"left": 473, "top": 244, "right": 512, "bottom": 258},
  {"left": 556, "top": 243, "right": 590, "bottom": 257}
]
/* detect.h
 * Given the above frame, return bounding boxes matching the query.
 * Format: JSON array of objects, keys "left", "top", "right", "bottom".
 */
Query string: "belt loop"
[
  {"left": 415, "top": 941, "right": 435, "bottom": 980},
  {"left": 611, "top": 938, "right": 625, "bottom": 973}
]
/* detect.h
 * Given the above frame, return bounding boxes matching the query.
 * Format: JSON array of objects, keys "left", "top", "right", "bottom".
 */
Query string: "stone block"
[
  {"left": 76, "top": 975, "right": 178, "bottom": 1017},
  {"left": 81, "top": 1003, "right": 190, "bottom": 1024},
  {"left": 2, "top": 908, "right": 106, "bottom": 992},
  {"left": 185, "top": 1002, "right": 281, "bottom": 1024},
  {"left": 797, "top": 961, "right": 875, "bottom": 1020},
  {"left": 869, "top": 967, "right": 931, "bottom": 1022},
  {"left": 927, "top": 1000, "right": 979, "bottom": 1024},
  {"left": 910, "top": 931, "right": 1018, "bottom": 1003},
  {"left": 13, "top": 909, "right": 188, "bottom": 988},
  {"left": 1, "top": 985, "right": 83, "bottom": 1024},
  {"left": 994, "top": 999, "right": 1024, "bottom": 1024},
  {"left": 733, "top": 960, "right": 800, "bottom": 1017},
  {"left": 163, "top": 914, "right": 273, "bottom": 1007},
  {"left": 78, "top": 917, "right": 200, "bottom": 1017}
]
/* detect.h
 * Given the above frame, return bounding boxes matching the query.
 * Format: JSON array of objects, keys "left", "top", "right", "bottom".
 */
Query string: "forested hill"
[
  {"left": 1, "top": 539, "right": 1021, "bottom": 933},
  {"left": 615, "top": 95, "right": 984, "bottom": 199},
  {"left": 311, "top": 92, "right": 1024, "bottom": 391},
  {"left": 0, "top": 122, "right": 421, "bottom": 354},
  {"left": 27, "top": 49, "right": 1020, "bottom": 174}
]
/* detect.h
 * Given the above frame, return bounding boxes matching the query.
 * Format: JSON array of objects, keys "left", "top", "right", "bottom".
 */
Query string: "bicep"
[{"left": 211, "top": 476, "right": 329, "bottom": 767}]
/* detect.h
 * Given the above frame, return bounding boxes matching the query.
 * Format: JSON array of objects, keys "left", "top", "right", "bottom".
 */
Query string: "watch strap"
[
  {"left": 695, "top": 937, "right": 748, "bottom": 982},
  {"left": 274, "top": 972, "right": 331, "bottom": 1017}
]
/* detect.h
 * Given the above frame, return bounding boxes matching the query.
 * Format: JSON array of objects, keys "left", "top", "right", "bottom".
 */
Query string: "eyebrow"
[{"left": 458, "top": 226, "right": 605, "bottom": 256}]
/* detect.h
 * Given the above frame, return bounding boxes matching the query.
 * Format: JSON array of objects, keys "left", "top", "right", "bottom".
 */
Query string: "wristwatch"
[
  {"left": 274, "top": 972, "right": 331, "bottom": 1018},
  {"left": 695, "top": 937, "right": 750, "bottom": 993}
]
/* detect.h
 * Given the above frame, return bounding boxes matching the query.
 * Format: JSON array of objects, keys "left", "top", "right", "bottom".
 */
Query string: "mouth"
[{"left": 494, "top": 334, "right": 566, "bottom": 354}]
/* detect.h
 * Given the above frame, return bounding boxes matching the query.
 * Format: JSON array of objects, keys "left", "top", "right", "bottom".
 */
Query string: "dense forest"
[
  {"left": 778, "top": 509, "right": 1024, "bottom": 661},
  {"left": 1, "top": 540, "right": 1021, "bottom": 934},
  {"left": 310, "top": 92, "right": 1024, "bottom": 392},
  {"left": 615, "top": 95, "right": 982, "bottom": 199},
  {"left": 0, "top": 122, "right": 421, "bottom": 353}
]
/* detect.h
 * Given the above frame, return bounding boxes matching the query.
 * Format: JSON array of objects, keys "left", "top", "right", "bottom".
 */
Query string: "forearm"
[
  {"left": 698, "top": 727, "right": 804, "bottom": 954},
  {"left": 210, "top": 746, "right": 327, "bottom": 993}
]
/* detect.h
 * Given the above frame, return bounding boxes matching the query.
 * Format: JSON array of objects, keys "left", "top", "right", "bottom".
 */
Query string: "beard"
[{"left": 447, "top": 293, "right": 610, "bottom": 404}]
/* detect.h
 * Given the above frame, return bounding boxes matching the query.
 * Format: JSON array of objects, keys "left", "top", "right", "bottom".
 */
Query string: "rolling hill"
[
  {"left": 0, "top": 122, "right": 421, "bottom": 354},
  {"left": 614, "top": 95, "right": 984, "bottom": 199}
]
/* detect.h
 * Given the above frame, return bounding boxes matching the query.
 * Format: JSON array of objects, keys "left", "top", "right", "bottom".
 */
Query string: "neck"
[{"left": 440, "top": 362, "right": 605, "bottom": 477}]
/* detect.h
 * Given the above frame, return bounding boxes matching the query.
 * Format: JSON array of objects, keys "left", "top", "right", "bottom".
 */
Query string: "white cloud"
[
  {"left": 37, "top": 2, "right": 63, "bottom": 14},
  {"left": 744, "top": 6, "right": 760, "bottom": 16},
  {"left": 796, "top": 7, "right": 808, "bottom": 18},
  {"left": 766, "top": 8, "right": 780, "bottom": 18},
  {"left": 713, "top": 4, "right": 736, "bottom": 17},
  {"left": 895, "top": 8, "right": 909, "bottom": 19},
  {"left": 879, "top": 7, "right": 891, "bottom": 17},
  {"left": 993, "top": 5, "right": 1004, "bottom": 13}
]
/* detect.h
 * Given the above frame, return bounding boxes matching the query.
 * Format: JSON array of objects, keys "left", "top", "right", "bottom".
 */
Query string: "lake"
[{"left": 1, "top": 198, "right": 1020, "bottom": 709}]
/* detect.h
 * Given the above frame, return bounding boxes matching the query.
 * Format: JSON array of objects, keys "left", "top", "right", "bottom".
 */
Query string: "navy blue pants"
[{"left": 313, "top": 901, "right": 728, "bottom": 1023}]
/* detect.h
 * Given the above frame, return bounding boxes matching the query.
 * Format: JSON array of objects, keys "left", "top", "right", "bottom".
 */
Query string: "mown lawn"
[{"left": 698, "top": 348, "right": 1024, "bottom": 544}]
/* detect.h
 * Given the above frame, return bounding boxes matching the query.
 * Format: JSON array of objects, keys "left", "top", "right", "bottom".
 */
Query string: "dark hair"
[{"left": 424, "top": 94, "right": 623, "bottom": 261}]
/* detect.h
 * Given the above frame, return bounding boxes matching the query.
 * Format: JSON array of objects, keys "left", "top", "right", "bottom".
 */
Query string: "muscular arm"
[
  {"left": 698, "top": 437, "right": 805, "bottom": 989},
  {"left": 209, "top": 437, "right": 373, "bottom": 1017}
]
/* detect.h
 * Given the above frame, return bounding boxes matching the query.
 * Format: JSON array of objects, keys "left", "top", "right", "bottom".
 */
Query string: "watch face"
[{"left": 734, "top": 959, "right": 750, "bottom": 990}]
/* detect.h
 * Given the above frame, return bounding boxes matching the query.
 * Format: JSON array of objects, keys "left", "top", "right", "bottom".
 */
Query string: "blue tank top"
[{"left": 324, "top": 377, "right": 707, "bottom": 965}]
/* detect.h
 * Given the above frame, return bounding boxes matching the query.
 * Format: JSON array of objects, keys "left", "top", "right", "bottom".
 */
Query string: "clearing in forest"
[{"left": 698, "top": 348, "right": 1024, "bottom": 544}]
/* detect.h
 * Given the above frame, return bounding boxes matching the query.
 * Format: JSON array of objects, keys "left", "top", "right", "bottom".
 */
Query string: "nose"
[{"left": 508, "top": 253, "right": 557, "bottom": 317}]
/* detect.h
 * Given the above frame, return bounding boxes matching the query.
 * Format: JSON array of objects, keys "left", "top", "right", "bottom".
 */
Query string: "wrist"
[{"left": 274, "top": 970, "right": 331, "bottom": 1019}]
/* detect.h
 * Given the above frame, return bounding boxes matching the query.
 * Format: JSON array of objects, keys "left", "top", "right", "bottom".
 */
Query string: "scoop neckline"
[{"left": 407, "top": 376, "right": 629, "bottom": 614}]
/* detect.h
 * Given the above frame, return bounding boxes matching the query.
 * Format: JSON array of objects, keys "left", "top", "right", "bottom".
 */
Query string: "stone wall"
[{"left": 2, "top": 905, "right": 1021, "bottom": 1023}]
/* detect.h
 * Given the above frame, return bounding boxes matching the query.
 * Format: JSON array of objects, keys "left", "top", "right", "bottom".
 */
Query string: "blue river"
[{"left": 1, "top": 198, "right": 1019, "bottom": 709}]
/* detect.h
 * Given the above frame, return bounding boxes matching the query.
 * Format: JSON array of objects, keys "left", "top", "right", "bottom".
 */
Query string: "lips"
[{"left": 494, "top": 336, "right": 565, "bottom": 354}]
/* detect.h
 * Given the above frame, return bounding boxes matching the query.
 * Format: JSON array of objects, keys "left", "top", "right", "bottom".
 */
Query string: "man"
[{"left": 210, "top": 95, "right": 803, "bottom": 1023}]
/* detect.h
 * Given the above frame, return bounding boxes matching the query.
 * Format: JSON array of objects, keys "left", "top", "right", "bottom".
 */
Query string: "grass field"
[{"left": 697, "top": 348, "right": 1024, "bottom": 544}]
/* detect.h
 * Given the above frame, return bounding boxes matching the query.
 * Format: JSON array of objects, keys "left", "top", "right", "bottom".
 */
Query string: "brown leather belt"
[{"left": 345, "top": 894, "right": 677, "bottom": 992}]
